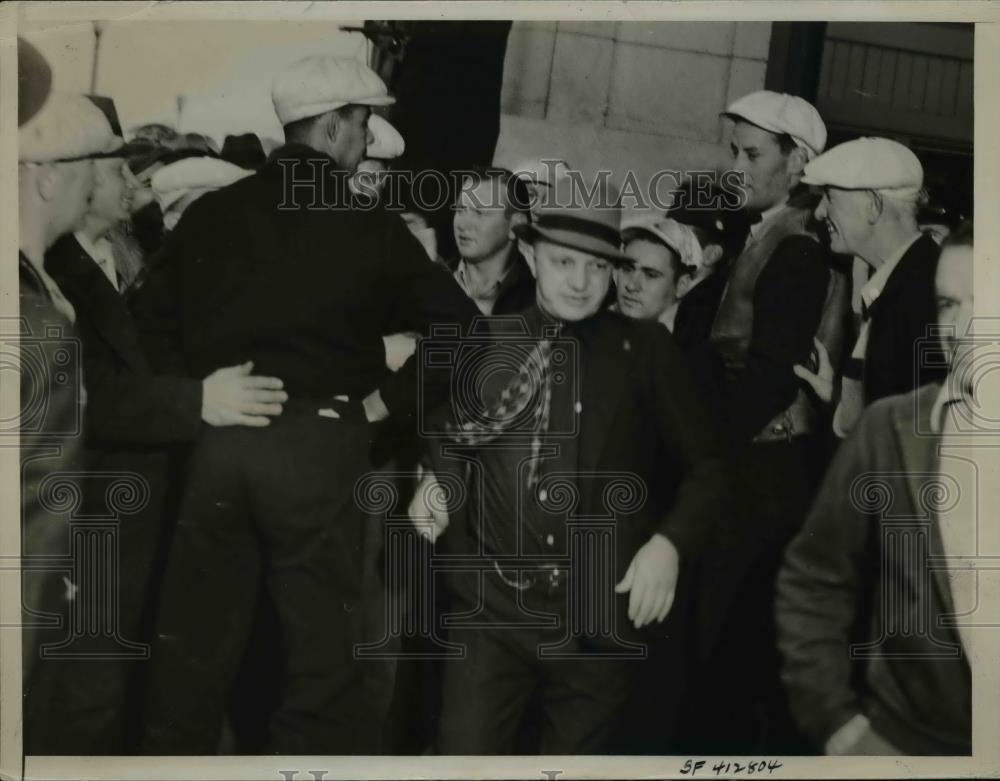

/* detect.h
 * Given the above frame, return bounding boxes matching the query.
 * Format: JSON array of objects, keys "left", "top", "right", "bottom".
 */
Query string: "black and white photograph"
[{"left": 3, "top": 3, "right": 999, "bottom": 780}]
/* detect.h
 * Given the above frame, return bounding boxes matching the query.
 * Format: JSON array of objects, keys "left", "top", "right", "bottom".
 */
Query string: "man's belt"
[
  {"left": 492, "top": 560, "right": 565, "bottom": 593},
  {"left": 753, "top": 389, "right": 817, "bottom": 444}
]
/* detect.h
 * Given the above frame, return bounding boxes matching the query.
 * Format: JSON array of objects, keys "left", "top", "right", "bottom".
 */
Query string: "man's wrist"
[
  {"left": 825, "top": 713, "right": 870, "bottom": 755},
  {"left": 363, "top": 389, "right": 390, "bottom": 422}
]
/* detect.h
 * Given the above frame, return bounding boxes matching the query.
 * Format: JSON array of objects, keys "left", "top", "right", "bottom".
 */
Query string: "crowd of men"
[{"left": 16, "top": 37, "right": 975, "bottom": 758}]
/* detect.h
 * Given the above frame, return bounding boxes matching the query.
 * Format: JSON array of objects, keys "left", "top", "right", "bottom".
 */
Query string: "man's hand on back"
[{"left": 202, "top": 361, "right": 287, "bottom": 427}]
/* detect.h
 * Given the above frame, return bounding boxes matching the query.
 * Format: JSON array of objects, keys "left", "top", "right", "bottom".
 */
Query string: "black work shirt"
[
  {"left": 467, "top": 306, "right": 586, "bottom": 561},
  {"left": 130, "top": 144, "right": 477, "bottom": 419}
]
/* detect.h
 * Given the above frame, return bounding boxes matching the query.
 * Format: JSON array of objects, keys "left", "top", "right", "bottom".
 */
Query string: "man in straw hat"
[
  {"left": 133, "top": 54, "right": 475, "bottom": 755},
  {"left": 409, "top": 177, "right": 725, "bottom": 753},
  {"left": 793, "top": 136, "right": 947, "bottom": 438}
]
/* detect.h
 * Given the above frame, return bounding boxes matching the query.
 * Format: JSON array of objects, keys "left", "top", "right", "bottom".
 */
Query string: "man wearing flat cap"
[
  {"left": 793, "top": 137, "right": 947, "bottom": 438},
  {"left": 776, "top": 222, "right": 975, "bottom": 756},
  {"left": 409, "top": 178, "right": 725, "bottom": 753},
  {"left": 133, "top": 55, "right": 476, "bottom": 755},
  {"left": 16, "top": 71, "right": 107, "bottom": 738},
  {"left": 26, "top": 97, "right": 285, "bottom": 755},
  {"left": 687, "top": 90, "right": 850, "bottom": 752}
]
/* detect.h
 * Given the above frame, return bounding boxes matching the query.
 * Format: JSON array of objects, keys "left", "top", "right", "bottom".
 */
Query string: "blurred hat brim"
[{"left": 18, "top": 38, "right": 52, "bottom": 126}]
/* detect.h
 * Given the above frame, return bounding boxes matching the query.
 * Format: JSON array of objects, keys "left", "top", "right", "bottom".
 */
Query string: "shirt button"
[
  {"left": 574, "top": 401, "right": 582, "bottom": 414},
  {"left": 539, "top": 488, "right": 548, "bottom": 502},
  {"left": 546, "top": 534, "right": 555, "bottom": 546}
]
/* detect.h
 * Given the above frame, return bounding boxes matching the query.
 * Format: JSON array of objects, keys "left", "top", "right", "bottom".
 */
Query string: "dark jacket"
[
  {"left": 776, "top": 383, "right": 971, "bottom": 755},
  {"left": 672, "top": 266, "right": 728, "bottom": 354},
  {"left": 46, "top": 234, "right": 203, "bottom": 447},
  {"left": 446, "top": 244, "right": 536, "bottom": 317},
  {"left": 23, "top": 236, "right": 206, "bottom": 754},
  {"left": 864, "top": 234, "right": 946, "bottom": 405},
  {"left": 706, "top": 204, "right": 835, "bottom": 442},
  {"left": 130, "top": 144, "right": 478, "bottom": 421},
  {"left": 18, "top": 254, "right": 82, "bottom": 685},
  {"left": 427, "top": 308, "right": 727, "bottom": 646}
]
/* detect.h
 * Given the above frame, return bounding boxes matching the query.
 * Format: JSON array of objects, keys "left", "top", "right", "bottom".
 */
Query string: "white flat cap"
[
  {"left": 622, "top": 215, "right": 705, "bottom": 272},
  {"left": 19, "top": 92, "right": 115, "bottom": 163},
  {"left": 272, "top": 55, "right": 395, "bottom": 126},
  {"left": 802, "top": 137, "right": 924, "bottom": 200},
  {"left": 723, "top": 90, "right": 826, "bottom": 159},
  {"left": 366, "top": 115, "right": 404, "bottom": 160}
]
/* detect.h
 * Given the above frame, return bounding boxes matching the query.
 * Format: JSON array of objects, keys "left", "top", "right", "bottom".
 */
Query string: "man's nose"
[
  {"left": 567, "top": 266, "right": 588, "bottom": 291},
  {"left": 814, "top": 199, "right": 828, "bottom": 221},
  {"left": 624, "top": 271, "right": 642, "bottom": 292}
]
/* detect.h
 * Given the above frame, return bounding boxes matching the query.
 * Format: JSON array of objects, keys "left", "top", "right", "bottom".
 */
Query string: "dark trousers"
[
  {"left": 436, "top": 578, "right": 640, "bottom": 755},
  {"left": 22, "top": 451, "right": 172, "bottom": 755},
  {"left": 141, "top": 408, "right": 387, "bottom": 755},
  {"left": 680, "top": 437, "right": 819, "bottom": 754}
]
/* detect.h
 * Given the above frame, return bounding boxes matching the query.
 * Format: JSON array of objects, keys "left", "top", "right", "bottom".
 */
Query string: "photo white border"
[{"left": 2, "top": 3, "right": 998, "bottom": 779}]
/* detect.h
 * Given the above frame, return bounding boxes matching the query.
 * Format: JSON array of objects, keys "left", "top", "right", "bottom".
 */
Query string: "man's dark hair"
[
  {"left": 283, "top": 105, "right": 359, "bottom": 145},
  {"left": 622, "top": 228, "right": 695, "bottom": 280},
  {"left": 458, "top": 166, "right": 532, "bottom": 217},
  {"left": 943, "top": 219, "right": 973, "bottom": 249},
  {"left": 776, "top": 132, "right": 799, "bottom": 156}
]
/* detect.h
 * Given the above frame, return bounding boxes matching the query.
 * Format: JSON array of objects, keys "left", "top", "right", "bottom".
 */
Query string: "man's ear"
[
  {"left": 676, "top": 274, "right": 695, "bottom": 299},
  {"left": 508, "top": 211, "right": 528, "bottom": 240},
  {"left": 36, "top": 164, "right": 60, "bottom": 203},
  {"left": 865, "top": 190, "right": 884, "bottom": 224},
  {"left": 323, "top": 111, "right": 341, "bottom": 146},
  {"left": 787, "top": 147, "right": 808, "bottom": 179},
  {"left": 702, "top": 244, "right": 724, "bottom": 268}
]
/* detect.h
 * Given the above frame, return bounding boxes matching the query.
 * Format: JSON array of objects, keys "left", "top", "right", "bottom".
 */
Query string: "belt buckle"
[
  {"left": 544, "top": 563, "right": 561, "bottom": 591},
  {"left": 493, "top": 560, "right": 530, "bottom": 591},
  {"left": 770, "top": 411, "right": 794, "bottom": 443}
]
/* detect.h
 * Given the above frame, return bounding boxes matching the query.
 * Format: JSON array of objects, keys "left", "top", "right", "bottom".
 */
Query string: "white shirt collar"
[
  {"left": 454, "top": 257, "right": 513, "bottom": 315},
  {"left": 74, "top": 230, "right": 119, "bottom": 292},
  {"left": 749, "top": 196, "right": 790, "bottom": 240},
  {"left": 930, "top": 373, "right": 973, "bottom": 434},
  {"left": 657, "top": 302, "right": 679, "bottom": 331},
  {"left": 859, "top": 234, "right": 922, "bottom": 310}
]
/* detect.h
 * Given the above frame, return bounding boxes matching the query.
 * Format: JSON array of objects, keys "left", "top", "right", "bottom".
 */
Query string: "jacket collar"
[
  {"left": 891, "top": 382, "right": 957, "bottom": 619},
  {"left": 868, "top": 233, "right": 939, "bottom": 313},
  {"left": 860, "top": 233, "right": 923, "bottom": 309}
]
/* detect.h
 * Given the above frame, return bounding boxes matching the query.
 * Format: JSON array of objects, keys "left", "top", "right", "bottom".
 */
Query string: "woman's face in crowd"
[{"left": 617, "top": 238, "right": 680, "bottom": 321}]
